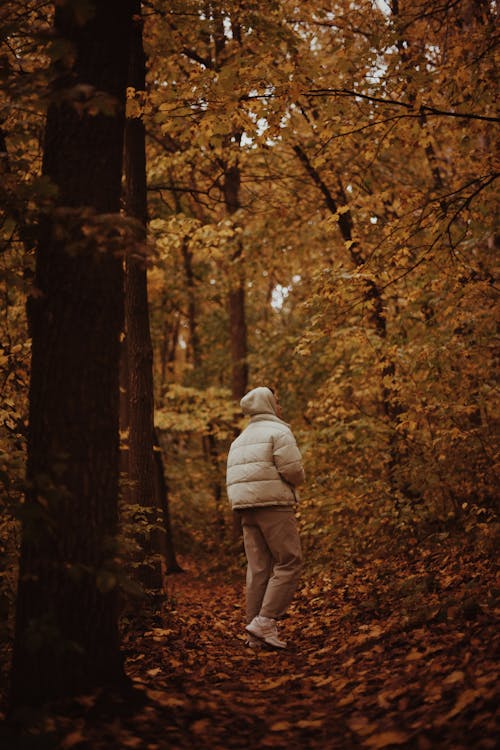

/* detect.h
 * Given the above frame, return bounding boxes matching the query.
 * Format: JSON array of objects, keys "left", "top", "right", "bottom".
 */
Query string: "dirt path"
[
  {"left": 4, "top": 545, "right": 497, "bottom": 749},
  {"left": 115, "top": 551, "right": 496, "bottom": 750}
]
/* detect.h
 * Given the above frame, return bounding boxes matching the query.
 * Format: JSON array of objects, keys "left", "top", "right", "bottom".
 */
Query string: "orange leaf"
[
  {"left": 363, "top": 730, "right": 411, "bottom": 748},
  {"left": 269, "top": 721, "right": 292, "bottom": 732},
  {"left": 296, "top": 719, "right": 324, "bottom": 729},
  {"left": 190, "top": 718, "right": 211, "bottom": 734}
]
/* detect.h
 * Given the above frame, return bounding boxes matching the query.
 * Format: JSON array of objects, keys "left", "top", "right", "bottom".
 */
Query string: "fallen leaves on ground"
[{"left": 2, "top": 532, "right": 498, "bottom": 749}]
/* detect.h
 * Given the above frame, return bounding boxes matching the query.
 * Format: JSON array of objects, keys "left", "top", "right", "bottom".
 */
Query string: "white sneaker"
[
  {"left": 244, "top": 635, "right": 262, "bottom": 649},
  {"left": 245, "top": 616, "right": 287, "bottom": 649}
]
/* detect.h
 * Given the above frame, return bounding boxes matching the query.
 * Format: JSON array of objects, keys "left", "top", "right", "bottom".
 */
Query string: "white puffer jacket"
[{"left": 226, "top": 387, "right": 305, "bottom": 510}]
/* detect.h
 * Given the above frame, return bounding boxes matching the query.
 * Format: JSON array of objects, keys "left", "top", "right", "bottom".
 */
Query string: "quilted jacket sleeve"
[{"left": 273, "top": 429, "right": 305, "bottom": 487}]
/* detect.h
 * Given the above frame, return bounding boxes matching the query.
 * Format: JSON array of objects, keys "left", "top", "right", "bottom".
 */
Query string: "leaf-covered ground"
[{"left": 2, "top": 531, "right": 498, "bottom": 749}]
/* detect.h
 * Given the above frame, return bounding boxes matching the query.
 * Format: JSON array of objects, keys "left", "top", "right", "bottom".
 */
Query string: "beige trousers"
[{"left": 239, "top": 507, "right": 303, "bottom": 623}]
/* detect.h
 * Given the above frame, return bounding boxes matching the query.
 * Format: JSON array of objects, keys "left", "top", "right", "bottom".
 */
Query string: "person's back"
[{"left": 227, "top": 387, "right": 304, "bottom": 510}]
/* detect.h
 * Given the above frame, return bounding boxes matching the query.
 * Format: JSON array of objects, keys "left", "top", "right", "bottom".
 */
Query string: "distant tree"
[{"left": 9, "top": 0, "right": 133, "bottom": 708}]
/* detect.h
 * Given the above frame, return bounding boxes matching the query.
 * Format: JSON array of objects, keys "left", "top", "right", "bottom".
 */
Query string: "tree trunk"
[
  {"left": 202, "top": 428, "right": 225, "bottom": 540},
  {"left": 222, "top": 152, "right": 248, "bottom": 401},
  {"left": 123, "top": 6, "right": 162, "bottom": 591},
  {"left": 153, "top": 430, "right": 182, "bottom": 574},
  {"left": 119, "top": 332, "right": 132, "bottom": 509},
  {"left": 222, "top": 147, "right": 247, "bottom": 543},
  {"left": 9, "top": 0, "right": 133, "bottom": 709},
  {"left": 123, "top": 5, "right": 180, "bottom": 589},
  {"left": 181, "top": 236, "right": 202, "bottom": 370},
  {"left": 228, "top": 279, "right": 248, "bottom": 401},
  {"left": 160, "top": 313, "right": 180, "bottom": 389}
]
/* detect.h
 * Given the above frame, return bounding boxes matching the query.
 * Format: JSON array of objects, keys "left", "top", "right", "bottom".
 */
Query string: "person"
[{"left": 226, "top": 386, "right": 305, "bottom": 649}]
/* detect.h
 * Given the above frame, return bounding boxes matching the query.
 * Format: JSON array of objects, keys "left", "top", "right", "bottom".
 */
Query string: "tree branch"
[
  {"left": 305, "top": 89, "right": 500, "bottom": 124},
  {"left": 181, "top": 46, "right": 212, "bottom": 69}
]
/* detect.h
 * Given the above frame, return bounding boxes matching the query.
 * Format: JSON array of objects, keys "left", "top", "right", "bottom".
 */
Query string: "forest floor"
[{"left": 1, "top": 529, "right": 499, "bottom": 750}]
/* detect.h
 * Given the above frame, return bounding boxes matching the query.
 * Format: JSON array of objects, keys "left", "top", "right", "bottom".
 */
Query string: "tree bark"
[
  {"left": 160, "top": 313, "right": 180, "bottom": 389},
  {"left": 153, "top": 430, "right": 182, "bottom": 574},
  {"left": 222, "top": 152, "right": 248, "bottom": 401},
  {"left": 222, "top": 144, "right": 247, "bottom": 543},
  {"left": 228, "top": 280, "right": 248, "bottom": 401},
  {"left": 9, "top": 0, "right": 133, "bottom": 708},
  {"left": 123, "top": 5, "right": 163, "bottom": 591},
  {"left": 181, "top": 236, "right": 202, "bottom": 369},
  {"left": 123, "top": 4, "right": 182, "bottom": 587}
]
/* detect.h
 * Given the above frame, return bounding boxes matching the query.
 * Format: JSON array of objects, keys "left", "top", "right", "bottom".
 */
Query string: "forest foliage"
[
  {"left": 0, "top": 0, "right": 498, "bottom": 708},
  {"left": 146, "top": 0, "right": 497, "bottom": 548}
]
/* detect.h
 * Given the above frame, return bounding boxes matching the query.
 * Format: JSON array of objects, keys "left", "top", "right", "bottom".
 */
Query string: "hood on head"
[{"left": 240, "top": 386, "right": 277, "bottom": 416}]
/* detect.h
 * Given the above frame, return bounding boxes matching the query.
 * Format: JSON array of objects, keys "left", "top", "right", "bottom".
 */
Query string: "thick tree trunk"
[{"left": 9, "top": 0, "right": 133, "bottom": 708}]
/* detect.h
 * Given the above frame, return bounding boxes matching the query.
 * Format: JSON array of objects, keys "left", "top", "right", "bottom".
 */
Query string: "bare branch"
[{"left": 305, "top": 89, "right": 500, "bottom": 124}]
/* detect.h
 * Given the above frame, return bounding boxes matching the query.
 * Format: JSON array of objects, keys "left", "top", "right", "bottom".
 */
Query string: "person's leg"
[
  {"left": 257, "top": 508, "right": 302, "bottom": 620},
  {"left": 240, "top": 510, "right": 273, "bottom": 623}
]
